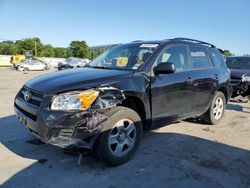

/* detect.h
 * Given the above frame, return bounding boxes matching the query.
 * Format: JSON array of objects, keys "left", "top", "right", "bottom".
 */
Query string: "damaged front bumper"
[
  {"left": 231, "top": 78, "right": 250, "bottom": 97},
  {"left": 14, "top": 87, "right": 125, "bottom": 151}
]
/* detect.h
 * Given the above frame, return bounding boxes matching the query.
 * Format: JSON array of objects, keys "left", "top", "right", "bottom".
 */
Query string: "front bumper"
[
  {"left": 14, "top": 97, "right": 108, "bottom": 150},
  {"left": 230, "top": 78, "right": 250, "bottom": 96}
]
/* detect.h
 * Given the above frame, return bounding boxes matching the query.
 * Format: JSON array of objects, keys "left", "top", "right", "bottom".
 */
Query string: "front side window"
[
  {"left": 155, "top": 45, "right": 188, "bottom": 72},
  {"left": 189, "top": 46, "right": 212, "bottom": 69},
  {"left": 88, "top": 43, "right": 159, "bottom": 70}
]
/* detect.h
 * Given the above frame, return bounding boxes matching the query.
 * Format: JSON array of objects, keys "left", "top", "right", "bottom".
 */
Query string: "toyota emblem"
[{"left": 22, "top": 90, "right": 31, "bottom": 101}]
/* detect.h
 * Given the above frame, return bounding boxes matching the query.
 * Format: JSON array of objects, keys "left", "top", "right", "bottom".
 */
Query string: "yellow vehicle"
[
  {"left": 10, "top": 55, "right": 25, "bottom": 67},
  {"left": 11, "top": 55, "right": 26, "bottom": 68}
]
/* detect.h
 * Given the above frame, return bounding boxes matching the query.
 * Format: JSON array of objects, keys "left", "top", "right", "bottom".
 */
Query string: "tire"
[
  {"left": 23, "top": 67, "right": 28, "bottom": 72},
  {"left": 203, "top": 91, "right": 226, "bottom": 125},
  {"left": 95, "top": 106, "right": 143, "bottom": 166}
]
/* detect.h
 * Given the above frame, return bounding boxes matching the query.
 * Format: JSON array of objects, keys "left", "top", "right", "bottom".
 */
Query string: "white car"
[{"left": 18, "top": 60, "right": 47, "bottom": 71}]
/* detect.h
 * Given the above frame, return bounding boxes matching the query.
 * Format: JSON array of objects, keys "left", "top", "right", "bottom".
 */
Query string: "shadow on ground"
[{"left": 1, "top": 115, "right": 250, "bottom": 188}]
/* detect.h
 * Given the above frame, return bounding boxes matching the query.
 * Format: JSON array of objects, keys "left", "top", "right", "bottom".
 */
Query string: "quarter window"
[
  {"left": 189, "top": 46, "right": 212, "bottom": 69},
  {"left": 156, "top": 45, "right": 188, "bottom": 72},
  {"left": 208, "top": 48, "right": 226, "bottom": 68}
]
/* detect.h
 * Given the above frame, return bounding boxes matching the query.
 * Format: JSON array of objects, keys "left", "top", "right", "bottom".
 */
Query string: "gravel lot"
[{"left": 0, "top": 67, "right": 250, "bottom": 188}]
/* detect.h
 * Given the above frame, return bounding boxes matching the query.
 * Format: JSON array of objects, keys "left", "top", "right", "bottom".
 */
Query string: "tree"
[
  {"left": 69, "top": 40, "right": 88, "bottom": 58},
  {"left": 223, "top": 50, "right": 233, "bottom": 57},
  {"left": 0, "top": 40, "right": 18, "bottom": 55},
  {"left": 42, "top": 44, "right": 55, "bottom": 57},
  {"left": 0, "top": 38, "right": 100, "bottom": 59},
  {"left": 15, "top": 37, "right": 43, "bottom": 56},
  {"left": 54, "top": 47, "right": 69, "bottom": 58}
]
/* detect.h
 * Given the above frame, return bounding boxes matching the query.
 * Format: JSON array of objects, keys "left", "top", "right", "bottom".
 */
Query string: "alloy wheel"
[{"left": 108, "top": 119, "right": 136, "bottom": 157}]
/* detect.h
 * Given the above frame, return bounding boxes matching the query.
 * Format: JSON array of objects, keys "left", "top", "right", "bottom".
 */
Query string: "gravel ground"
[{"left": 0, "top": 67, "right": 250, "bottom": 188}]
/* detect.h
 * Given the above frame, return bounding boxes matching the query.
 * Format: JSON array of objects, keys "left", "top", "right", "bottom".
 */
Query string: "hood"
[
  {"left": 25, "top": 67, "right": 133, "bottom": 94},
  {"left": 230, "top": 69, "right": 250, "bottom": 79}
]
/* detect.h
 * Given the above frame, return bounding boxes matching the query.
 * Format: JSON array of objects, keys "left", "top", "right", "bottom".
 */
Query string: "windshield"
[
  {"left": 226, "top": 57, "right": 250, "bottom": 69},
  {"left": 88, "top": 43, "right": 159, "bottom": 70}
]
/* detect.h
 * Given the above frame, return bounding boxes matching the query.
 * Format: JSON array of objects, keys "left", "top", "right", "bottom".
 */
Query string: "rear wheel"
[
  {"left": 203, "top": 91, "right": 226, "bottom": 125},
  {"left": 95, "top": 106, "right": 142, "bottom": 166}
]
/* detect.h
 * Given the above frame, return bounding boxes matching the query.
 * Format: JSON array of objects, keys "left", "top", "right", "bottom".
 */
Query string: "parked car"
[
  {"left": 226, "top": 56, "right": 250, "bottom": 97},
  {"left": 14, "top": 38, "right": 231, "bottom": 166},
  {"left": 17, "top": 60, "right": 48, "bottom": 71},
  {"left": 58, "top": 58, "right": 89, "bottom": 70}
]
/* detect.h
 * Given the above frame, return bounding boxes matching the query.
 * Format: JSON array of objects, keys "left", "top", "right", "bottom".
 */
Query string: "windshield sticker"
[
  {"left": 132, "top": 64, "right": 140, "bottom": 69},
  {"left": 140, "top": 44, "right": 159, "bottom": 48}
]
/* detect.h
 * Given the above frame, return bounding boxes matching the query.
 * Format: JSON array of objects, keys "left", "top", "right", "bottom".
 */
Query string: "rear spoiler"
[{"left": 217, "top": 48, "right": 224, "bottom": 54}]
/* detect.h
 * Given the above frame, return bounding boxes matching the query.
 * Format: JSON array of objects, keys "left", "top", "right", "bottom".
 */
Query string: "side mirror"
[{"left": 153, "top": 62, "right": 176, "bottom": 74}]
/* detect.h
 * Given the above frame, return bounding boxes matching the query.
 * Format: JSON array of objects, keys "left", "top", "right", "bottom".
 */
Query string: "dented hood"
[{"left": 25, "top": 67, "right": 133, "bottom": 94}]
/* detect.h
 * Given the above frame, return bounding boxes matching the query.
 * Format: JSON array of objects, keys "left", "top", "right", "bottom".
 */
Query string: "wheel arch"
[
  {"left": 120, "top": 95, "right": 149, "bottom": 129},
  {"left": 218, "top": 87, "right": 229, "bottom": 102}
]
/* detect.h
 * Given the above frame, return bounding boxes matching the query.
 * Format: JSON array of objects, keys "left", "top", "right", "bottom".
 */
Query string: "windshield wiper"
[{"left": 87, "top": 65, "right": 113, "bottom": 70}]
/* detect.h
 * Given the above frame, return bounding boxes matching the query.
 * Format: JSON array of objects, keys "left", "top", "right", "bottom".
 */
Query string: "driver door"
[{"left": 151, "top": 45, "right": 196, "bottom": 124}]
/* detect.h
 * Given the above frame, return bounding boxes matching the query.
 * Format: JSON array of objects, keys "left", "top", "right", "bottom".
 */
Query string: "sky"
[{"left": 0, "top": 0, "right": 249, "bottom": 55}]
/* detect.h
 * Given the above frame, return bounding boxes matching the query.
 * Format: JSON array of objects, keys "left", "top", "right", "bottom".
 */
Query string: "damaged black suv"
[{"left": 15, "top": 38, "right": 231, "bottom": 166}]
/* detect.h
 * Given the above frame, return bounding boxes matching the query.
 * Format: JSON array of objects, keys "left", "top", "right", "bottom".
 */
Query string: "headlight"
[
  {"left": 51, "top": 90, "right": 99, "bottom": 110},
  {"left": 242, "top": 75, "right": 250, "bottom": 82}
]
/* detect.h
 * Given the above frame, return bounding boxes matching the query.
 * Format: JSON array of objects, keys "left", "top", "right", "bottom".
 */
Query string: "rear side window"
[
  {"left": 208, "top": 48, "right": 226, "bottom": 68},
  {"left": 189, "top": 46, "right": 212, "bottom": 69}
]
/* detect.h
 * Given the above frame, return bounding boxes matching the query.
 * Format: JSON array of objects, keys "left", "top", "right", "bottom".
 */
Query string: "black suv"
[
  {"left": 226, "top": 56, "right": 250, "bottom": 97},
  {"left": 14, "top": 38, "right": 231, "bottom": 166}
]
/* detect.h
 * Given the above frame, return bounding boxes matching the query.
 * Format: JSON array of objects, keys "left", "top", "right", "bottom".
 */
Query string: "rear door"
[
  {"left": 187, "top": 45, "right": 217, "bottom": 114},
  {"left": 150, "top": 44, "right": 195, "bottom": 124}
]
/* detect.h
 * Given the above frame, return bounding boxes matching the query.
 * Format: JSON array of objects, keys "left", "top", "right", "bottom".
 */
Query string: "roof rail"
[{"left": 171, "top": 37, "right": 216, "bottom": 48}]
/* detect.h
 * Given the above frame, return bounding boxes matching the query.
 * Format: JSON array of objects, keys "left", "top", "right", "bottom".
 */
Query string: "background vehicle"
[
  {"left": 15, "top": 38, "right": 231, "bottom": 166},
  {"left": 0, "top": 55, "right": 12, "bottom": 67},
  {"left": 11, "top": 55, "right": 26, "bottom": 68},
  {"left": 17, "top": 60, "right": 48, "bottom": 71},
  {"left": 58, "top": 57, "right": 89, "bottom": 70},
  {"left": 226, "top": 56, "right": 250, "bottom": 97}
]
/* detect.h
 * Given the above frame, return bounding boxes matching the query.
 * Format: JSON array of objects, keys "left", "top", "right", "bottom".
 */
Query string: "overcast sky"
[{"left": 0, "top": 0, "right": 250, "bottom": 55}]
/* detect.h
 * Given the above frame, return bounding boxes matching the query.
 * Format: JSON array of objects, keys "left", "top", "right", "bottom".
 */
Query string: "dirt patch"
[{"left": 197, "top": 159, "right": 228, "bottom": 171}]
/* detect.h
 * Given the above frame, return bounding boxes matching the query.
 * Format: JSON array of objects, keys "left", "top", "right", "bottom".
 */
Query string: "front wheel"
[
  {"left": 95, "top": 106, "right": 143, "bottom": 166},
  {"left": 23, "top": 67, "right": 28, "bottom": 72},
  {"left": 202, "top": 91, "right": 226, "bottom": 125}
]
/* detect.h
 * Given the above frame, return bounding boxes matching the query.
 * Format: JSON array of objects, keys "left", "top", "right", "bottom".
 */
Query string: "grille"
[{"left": 18, "top": 87, "right": 43, "bottom": 107}]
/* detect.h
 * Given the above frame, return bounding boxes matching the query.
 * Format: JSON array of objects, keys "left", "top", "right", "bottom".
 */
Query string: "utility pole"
[{"left": 34, "top": 41, "right": 37, "bottom": 57}]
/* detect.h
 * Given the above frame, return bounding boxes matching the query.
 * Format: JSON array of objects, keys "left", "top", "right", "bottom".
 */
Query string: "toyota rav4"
[{"left": 14, "top": 38, "right": 231, "bottom": 166}]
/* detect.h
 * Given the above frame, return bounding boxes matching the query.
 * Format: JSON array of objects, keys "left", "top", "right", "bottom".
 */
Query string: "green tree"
[
  {"left": 69, "top": 40, "right": 88, "bottom": 58},
  {"left": 223, "top": 50, "right": 233, "bottom": 57},
  {"left": 15, "top": 37, "right": 43, "bottom": 56},
  {"left": 42, "top": 44, "right": 55, "bottom": 57},
  {"left": 0, "top": 40, "right": 18, "bottom": 55},
  {"left": 54, "top": 47, "right": 69, "bottom": 58}
]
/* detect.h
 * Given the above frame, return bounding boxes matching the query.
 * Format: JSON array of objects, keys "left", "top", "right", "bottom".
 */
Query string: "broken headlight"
[{"left": 51, "top": 90, "right": 99, "bottom": 110}]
